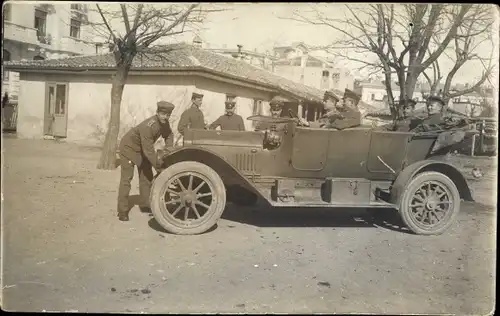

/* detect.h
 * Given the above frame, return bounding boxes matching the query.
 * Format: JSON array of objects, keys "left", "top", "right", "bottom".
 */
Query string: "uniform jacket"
[
  {"left": 322, "top": 106, "right": 361, "bottom": 130},
  {"left": 178, "top": 105, "right": 205, "bottom": 135},
  {"left": 209, "top": 114, "right": 245, "bottom": 131},
  {"left": 119, "top": 115, "right": 173, "bottom": 169},
  {"left": 410, "top": 113, "right": 443, "bottom": 132},
  {"left": 254, "top": 121, "right": 287, "bottom": 132}
]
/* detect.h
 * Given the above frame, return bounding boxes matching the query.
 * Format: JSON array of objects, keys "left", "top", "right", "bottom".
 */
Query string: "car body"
[{"left": 150, "top": 115, "right": 474, "bottom": 236}]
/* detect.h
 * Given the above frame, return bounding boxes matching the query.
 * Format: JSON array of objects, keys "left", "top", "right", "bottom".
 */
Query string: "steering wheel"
[{"left": 288, "top": 109, "right": 310, "bottom": 127}]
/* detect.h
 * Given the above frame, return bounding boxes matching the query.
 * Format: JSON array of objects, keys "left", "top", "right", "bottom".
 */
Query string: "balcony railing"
[{"left": 3, "top": 21, "right": 39, "bottom": 45}]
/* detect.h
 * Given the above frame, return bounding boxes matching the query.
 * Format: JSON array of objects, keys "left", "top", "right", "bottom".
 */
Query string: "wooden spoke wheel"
[
  {"left": 150, "top": 161, "right": 226, "bottom": 235},
  {"left": 399, "top": 171, "right": 461, "bottom": 235}
]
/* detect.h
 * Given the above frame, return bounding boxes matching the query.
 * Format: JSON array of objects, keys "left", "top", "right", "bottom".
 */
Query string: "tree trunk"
[{"left": 97, "top": 65, "right": 130, "bottom": 170}]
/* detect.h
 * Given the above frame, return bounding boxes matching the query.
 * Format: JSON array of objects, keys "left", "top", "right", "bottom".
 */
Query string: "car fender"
[
  {"left": 160, "top": 146, "right": 263, "bottom": 196},
  {"left": 390, "top": 159, "right": 474, "bottom": 206}
]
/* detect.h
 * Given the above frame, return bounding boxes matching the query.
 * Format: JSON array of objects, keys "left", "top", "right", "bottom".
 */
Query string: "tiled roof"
[{"left": 4, "top": 43, "right": 326, "bottom": 104}]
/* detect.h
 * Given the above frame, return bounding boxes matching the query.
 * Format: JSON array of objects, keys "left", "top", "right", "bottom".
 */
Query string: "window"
[
  {"left": 3, "top": 49, "right": 11, "bottom": 80},
  {"left": 56, "top": 84, "right": 67, "bottom": 115},
  {"left": 70, "top": 18, "right": 81, "bottom": 38},
  {"left": 34, "top": 9, "right": 47, "bottom": 39},
  {"left": 371, "top": 94, "right": 375, "bottom": 101},
  {"left": 3, "top": 3, "right": 11, "bottom": 21},
  {"left": 322, "top": 70, "right": 330, "bottom": 77},
  {"left": 332, "top": 72, "right": 340, "bottom": 81}
]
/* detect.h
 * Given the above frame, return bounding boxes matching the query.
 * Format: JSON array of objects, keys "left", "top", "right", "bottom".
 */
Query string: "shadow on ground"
[
  {"left": 145, "top": 202, "right": 411, "bottom": 235},
  {"left": 221, "top": 204, "right": 411, "bottom": 234}
]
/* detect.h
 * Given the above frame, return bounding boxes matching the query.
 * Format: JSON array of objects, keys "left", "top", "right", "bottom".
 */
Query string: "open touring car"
[{"left": 150, "top": 111, "right": 474, "bottom": 236}]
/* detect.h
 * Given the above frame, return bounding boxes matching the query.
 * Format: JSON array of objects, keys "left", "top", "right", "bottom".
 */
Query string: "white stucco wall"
[
  {"left": 17, "top": 76, "right": 46, "bottom": 138},
  {"left": 16, "top": 72, "right": 275, "bottom": 145}
]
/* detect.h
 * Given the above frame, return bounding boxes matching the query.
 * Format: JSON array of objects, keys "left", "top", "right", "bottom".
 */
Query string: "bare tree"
[
  {"left": 282, "top": 4, "right": 495, "bottom": 122},
  {"left": 91, "top": 4, "right": 222, "bottom": 170},
  {"left": 422, "top": 4, "right": 494, "bottom": 106}
]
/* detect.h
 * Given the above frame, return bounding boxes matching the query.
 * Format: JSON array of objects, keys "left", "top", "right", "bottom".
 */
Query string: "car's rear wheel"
[
  {"left": 150, "top": 161, "right": 226, "bottom": 235},
  {"left": 399, "top": 171, "right": 461, "bottom": 235}
]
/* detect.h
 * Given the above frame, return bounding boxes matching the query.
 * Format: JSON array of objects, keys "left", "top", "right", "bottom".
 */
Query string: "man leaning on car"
[{"left": 117, "top": 101, "right": 175, "bottom": 222}]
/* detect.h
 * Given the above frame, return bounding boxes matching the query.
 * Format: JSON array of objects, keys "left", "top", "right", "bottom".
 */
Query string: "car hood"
[{"left": 183, "top": 129, "right": 264, "bottom": 148}]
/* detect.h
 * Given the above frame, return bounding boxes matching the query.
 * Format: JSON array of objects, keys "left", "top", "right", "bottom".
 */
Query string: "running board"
[{"left": 268, "top": 201, "right": 398, "bottom": 209}]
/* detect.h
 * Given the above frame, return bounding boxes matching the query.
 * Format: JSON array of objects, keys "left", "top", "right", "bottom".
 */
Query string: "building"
[
  {"left": 272, "top": 42, "right": 355, "bottom": 92},
  {"left": 4, "top": 43, "right": 329, "bottom": 145},
  {"left": 353, "top": 79, "right": 429, "bottom": 111},
  {"left": 2, "top": 2, "right": 101, "bottom": 103},
  {"left": 189, "top": 36, "right": 276, "bottom": 72}
]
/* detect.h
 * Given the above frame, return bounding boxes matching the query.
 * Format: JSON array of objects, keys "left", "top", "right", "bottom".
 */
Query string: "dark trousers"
[{"left": 117, "top": 154, "right": 154, "bottom": 215}]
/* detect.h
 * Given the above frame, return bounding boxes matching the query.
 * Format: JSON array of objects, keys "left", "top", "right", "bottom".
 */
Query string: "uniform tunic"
[
  {"left": 209, "top": 114, "right": 245, "bottom": 131},
  {"left": 322, "top": 107, "right": 361, "bottom": 130},
  {"left": 254, "top": 121, "right": 287, "bottom": 132},
  {"left": 117, "top": 115, "right": 173, "bottom": 214},
  {"left": 119, "top": 115, "right": 173, "bottom": 169},
  {"left": 178, "top": 105, "right": 205, "bottom": 135}
]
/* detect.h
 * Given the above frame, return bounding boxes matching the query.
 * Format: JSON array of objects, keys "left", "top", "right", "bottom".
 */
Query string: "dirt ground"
[{"left": 1, "top": 137, "right": 496, "bottom": 314}]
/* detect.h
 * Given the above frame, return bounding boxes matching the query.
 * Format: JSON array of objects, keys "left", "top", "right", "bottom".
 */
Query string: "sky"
[
  {"left": 86, "top": 2, "right": 498, "bottom": 85},
  {"left": 167, "top": 3, "right": 498, "bottom": 85}
]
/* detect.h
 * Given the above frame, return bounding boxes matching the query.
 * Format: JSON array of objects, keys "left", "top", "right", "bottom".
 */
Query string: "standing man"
[
  {"left": 117, "top": 101, "right": 175, "bottom": 222},
  {"left": 178, "top": 91, "right": 205, "bottom": 136},
  {"left": 208, "top": 97, "right": 245, "bottom": 131}
]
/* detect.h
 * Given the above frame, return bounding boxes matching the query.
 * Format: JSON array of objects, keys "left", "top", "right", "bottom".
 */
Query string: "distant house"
[
  {"left": 4, "top": 43, "right": 329, "bottom": 145},
  {"left": 354, "top": 80, "right": 429, "bottom": 110},
  {"left": 272, "top": 42, "right": 355, "bottom": 92}
]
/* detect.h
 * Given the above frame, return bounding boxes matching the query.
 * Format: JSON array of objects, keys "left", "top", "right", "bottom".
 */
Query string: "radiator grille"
[{"left": 235, "top": 153, "right": 256, "bottom": 173}]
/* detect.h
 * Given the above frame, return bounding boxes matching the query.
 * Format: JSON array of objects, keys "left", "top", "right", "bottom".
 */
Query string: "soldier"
[
  {"left": 208, "top": 97, "right": 245, "bottom": 131},
  {"left": 254, "top": 95, "right": 288, "bottom": 132},
  {"left": 117, "top": 101, "right": 175, "bottom": 222},
  {"left": 390, "top": 98, "right": 418, "bottom": 132},
  {"left": 410, "top": 96, "right": 446, "bottom": 132},
  {"left": 321, "top": 88, "right": 362, "bottom": 130},
  {"left": 178, "top": 91, "right": 205, "bottom": 136}
]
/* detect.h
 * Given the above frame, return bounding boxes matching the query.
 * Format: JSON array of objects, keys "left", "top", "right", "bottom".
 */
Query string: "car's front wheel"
[
  {"left": 150, "top": 161, "right": 227, "bottom": 235},
  {"left": 399, "top": 171, "right": 461, "bottom": 235}
]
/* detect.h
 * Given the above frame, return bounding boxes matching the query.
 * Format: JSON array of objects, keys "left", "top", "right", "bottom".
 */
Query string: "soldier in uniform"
[
  {"left": 410, "top": 96, "right": 446, "bottom": 132},
  {"left": 390, "top": 98, "right": 419, "bottom": 132},
  {"left": 208, "top": 97, "right": 245, "bottom": 131},
  {"left": 178, "top": 91, "right": 205, "bottom": 136},
  {"left": 254, "top": 95, "right": 289, "bottom": 132},
  {"left": 321, "top": 88, "right": 362, "bottom": 130},
  {"left": 117, "top": 101, "right": 175, "bottom": 221}
]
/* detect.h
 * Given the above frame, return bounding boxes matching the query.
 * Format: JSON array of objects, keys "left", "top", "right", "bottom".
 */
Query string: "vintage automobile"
[{"left": 150, "top": 110, "right": 474, "bottom": 236}]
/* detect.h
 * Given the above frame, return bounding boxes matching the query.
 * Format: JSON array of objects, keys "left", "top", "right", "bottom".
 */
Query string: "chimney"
[
  {"left": 193, "top": 35, "right": 202, "bottom": 48},
  {"left": 237, "top": 44, "right": 243, "bottom": 54}
]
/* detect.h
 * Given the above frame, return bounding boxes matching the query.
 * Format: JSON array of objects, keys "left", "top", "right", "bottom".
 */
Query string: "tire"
[
  {"left": 398, "top": 171, "right": 461, "bottom": 235},
  {"left": 150, "top": 161, "right": 227, "bottom": 235}
]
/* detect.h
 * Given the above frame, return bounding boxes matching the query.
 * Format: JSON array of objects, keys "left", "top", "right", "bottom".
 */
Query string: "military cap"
[
  {"left": 342, "top": 88, "right": 361, "bottom": 102},
  {"left": 157, "top": 101, "right": 175, "bottom": 113},
  {"left": 324, "top": 89, "right": 340, "bottom": 102},
  {"left": 269, "top": 95, "right": 287, "bottom": 106},
  {"left": 427, "top": 95, "right": 445, "bottom": 106},
  {"left": 225, "top": 101, "right": 236, "bottom": 109},
  {"left": 192, "top": 91, "right": 204, "bottom": 99}
]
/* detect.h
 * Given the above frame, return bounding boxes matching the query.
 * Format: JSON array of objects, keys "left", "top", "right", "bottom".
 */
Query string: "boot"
[{"left": 118, "top": 213, "right": 129, "bottom": 221}]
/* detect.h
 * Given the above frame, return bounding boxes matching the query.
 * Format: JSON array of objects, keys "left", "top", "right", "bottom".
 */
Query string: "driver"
[
  {"left": 254, "top": 95, "right": 288, "bottom": 132},
  {"left": 320, "top": 88, "right": 362, "bottom": 130}
]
